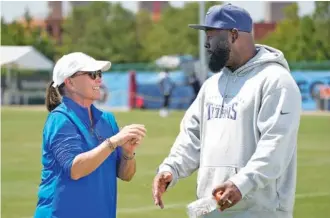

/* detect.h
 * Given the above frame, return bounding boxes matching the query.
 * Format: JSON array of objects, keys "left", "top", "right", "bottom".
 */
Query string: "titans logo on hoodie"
[{"left": 206, "top": 102, "right": 238, "bottom": 120}]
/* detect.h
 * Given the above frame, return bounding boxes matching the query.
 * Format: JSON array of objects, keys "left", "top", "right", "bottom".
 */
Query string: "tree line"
[{"left": 1, "top": 1, "right": 329, "bottom": 64}]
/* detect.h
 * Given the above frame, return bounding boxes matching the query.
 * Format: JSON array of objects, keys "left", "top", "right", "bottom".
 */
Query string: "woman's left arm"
[
  {"left": 117, "top": 148, "right": 137, "bottom": 181},
  {"left": 110, "top": 114, "right": 145, "bottom": 181}
]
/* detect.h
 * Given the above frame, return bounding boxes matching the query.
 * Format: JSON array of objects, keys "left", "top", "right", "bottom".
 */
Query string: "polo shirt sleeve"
[{"left": 44, "top": 112, "right": 84, "bottom": 178}]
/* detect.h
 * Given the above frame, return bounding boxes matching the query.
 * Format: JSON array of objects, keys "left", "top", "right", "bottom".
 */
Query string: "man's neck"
[{"left": 228, "top": 46, "right": 257, "bottom": 72}]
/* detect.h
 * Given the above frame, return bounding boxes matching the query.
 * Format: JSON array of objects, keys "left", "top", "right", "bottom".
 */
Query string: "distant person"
[
  {"left": 34, "top": 52, "right": 147, "bottom": 218},
  {"left": 152, "top": 3, "right": 301, "bottom": 218},
  {"left": 188, "top": 73, "right": 201, "bottom": 104},
  {"left": 158, "top": 69, "right": 175, "bottom": 117}
]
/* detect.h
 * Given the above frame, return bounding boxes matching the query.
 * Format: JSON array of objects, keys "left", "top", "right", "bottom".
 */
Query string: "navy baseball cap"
[{"left": 189, "top": 3, "right": 253, "bottom": 32}]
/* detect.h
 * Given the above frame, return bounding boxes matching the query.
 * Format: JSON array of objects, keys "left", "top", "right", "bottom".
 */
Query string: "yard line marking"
[
  {"left": 20, "top": 192, "right": 330, "bottom": 217},
  {"left": 117, "top": 202, "right": 186, "bottom": 213},
  {"left": 118, "top": 192, "right": 330, "bottom": 214},
  {"left": 295, "top": 192, "right": 330, "bottom": 198}
]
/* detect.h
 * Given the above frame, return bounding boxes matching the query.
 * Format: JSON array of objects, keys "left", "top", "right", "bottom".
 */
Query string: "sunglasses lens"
[
  {"left": 88, "top": 71, "right": 102, "bottom": 80},
  {"left": 88, "top": 72, "right": 95, "bottom": 80},
  {"left": 97, "top": 71, "right": 102, "bottom": 78}
]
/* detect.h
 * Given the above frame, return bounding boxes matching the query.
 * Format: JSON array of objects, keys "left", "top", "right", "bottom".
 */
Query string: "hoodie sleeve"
[
  {"left": 229, "top": 74, "right": 302, "bottom": 198},
  {"left": 157, "top": 84, "right": 205, "bottom": 187}
]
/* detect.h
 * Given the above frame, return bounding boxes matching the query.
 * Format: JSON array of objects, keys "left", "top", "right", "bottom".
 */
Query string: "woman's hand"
[
  {"left": 110, "top": 124, "right": 146, "bottom": 153},
  {"left": 121, "top": 134, "right": 144, "bottom": 155}
]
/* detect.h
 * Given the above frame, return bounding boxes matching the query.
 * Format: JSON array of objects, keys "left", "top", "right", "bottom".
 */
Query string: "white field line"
[
  {"left": 117, "top": 192, "right": 330, "bottom": 214},
  {"left": 21, "top": 191, "right": 330, "bottom": 217}
]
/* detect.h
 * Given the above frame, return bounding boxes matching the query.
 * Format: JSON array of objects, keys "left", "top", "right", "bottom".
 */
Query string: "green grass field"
[{"left": 1, "top": 109, "right": 330, "bottom": 218}]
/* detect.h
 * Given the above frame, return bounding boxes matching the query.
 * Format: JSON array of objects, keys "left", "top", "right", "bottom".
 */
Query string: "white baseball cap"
[{"left": 52, "top": 52, "right": 111, "bottom": 87}]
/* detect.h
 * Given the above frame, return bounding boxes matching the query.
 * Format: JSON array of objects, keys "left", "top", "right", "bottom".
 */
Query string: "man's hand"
[
  {"left": 212, "top": 181, "right": 242, "bottom": 211},
  {"left": 152, "top": 172, "right": 173, "bottom": 209}
]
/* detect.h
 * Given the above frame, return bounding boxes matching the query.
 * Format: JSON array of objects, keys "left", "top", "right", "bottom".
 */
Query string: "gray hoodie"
[{"left": 157, "top": 45, "right": 302, "bottom": 218}]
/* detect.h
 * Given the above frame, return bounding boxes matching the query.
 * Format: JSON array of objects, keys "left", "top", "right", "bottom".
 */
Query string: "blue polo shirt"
[{"left": 34, "top": 97, "right": 122, "bottom": 218}]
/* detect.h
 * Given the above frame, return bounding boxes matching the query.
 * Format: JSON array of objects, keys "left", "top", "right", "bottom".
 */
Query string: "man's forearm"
[{"left": 117, "top": 153, "right": 136, "bottom": 181}]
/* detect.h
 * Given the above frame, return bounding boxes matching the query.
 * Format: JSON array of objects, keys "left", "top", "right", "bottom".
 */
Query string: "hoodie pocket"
[{"left": 197, "top": 166, "right": 255, "bottom": 211}]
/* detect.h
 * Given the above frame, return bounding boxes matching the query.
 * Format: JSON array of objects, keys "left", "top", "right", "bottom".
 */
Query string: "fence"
[
  {"left": 97, "top": 70, "right": 330, "bottom": 111},
  {"left": 291, "top": 71, "right": 330, "bottom": 111},
  {"left": 1, "top": 68, "right": 329, "bottom": 111},
  {"left": 319, "top": 85, "right": 330, "bottom": 111}
]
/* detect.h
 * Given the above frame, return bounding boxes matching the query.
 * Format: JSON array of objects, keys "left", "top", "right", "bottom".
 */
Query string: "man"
[
  {"left": 158, "top": 69, "right": 175, "bottom": 117},
  {"left": 152, "top": 3, "right": 301, "bottom": 218}
]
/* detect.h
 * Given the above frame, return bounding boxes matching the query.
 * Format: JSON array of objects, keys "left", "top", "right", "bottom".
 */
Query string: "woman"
[{"left": 34, "top": 52, "right": 146, "bottom": 218}]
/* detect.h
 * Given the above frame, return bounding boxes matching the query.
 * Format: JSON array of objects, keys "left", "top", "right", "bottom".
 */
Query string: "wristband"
[
  {"left": 122, "top": 152, "right": 135, "bottom": 160},
  {"left": 106, "top": 138, "right": 117, "bottom": 152}
]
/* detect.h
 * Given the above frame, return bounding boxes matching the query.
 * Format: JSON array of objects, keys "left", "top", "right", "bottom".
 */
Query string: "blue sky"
[{"left": 1, "top": 1, "right": 315, "bottom": 23}]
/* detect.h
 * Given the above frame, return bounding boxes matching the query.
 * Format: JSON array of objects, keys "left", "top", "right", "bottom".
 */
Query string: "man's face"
[{"left": 205, "top": 29, "right": 231, "bottom": 73}]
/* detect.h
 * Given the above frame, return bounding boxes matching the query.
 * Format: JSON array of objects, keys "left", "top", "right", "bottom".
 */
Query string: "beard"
[{"left": 208, "top": 39, "right": 231, "bottom": 73}]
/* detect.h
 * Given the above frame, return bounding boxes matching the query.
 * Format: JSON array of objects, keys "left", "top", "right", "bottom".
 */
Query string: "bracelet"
[
  {"left": 122, "top": 152, "right": 135, "bottom": 160},
  {"left": 106, "top": 138, "right": 117, "bottom": 152}
]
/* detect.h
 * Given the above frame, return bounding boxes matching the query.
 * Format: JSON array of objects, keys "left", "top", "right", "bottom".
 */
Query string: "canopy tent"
[
  {"left": 0, "top": 45, "right": 54, "bottom": 71},
  {"left": 0, "top": 46, "right": 54, "bottom": 105},
  {"left": 155, "top": 55, "right": 194, "bottom": 69}
]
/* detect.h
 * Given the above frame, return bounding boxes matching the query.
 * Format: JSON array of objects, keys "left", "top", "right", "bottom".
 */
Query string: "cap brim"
[
  {"left": 96, "top": 60, "right": 112, "bottom": 72},
  {"left": 188, "top": 24, "right": 225, "bottom": 31},
  {"left": 188, "top": 24, "right": 211, "bottom": 30},
  {"left": 81, "top": 60, "right": 112, "bottom": 72}
]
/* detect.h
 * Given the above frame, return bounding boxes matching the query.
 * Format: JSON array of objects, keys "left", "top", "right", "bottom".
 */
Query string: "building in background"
[
  {"left": 253, "top": 1, "right": 294, "bottom": 41},
  {"left": 253, "top": 23, "right": 277, "bottom": 41},
  {"left": 70, "top": 1, "right": 91, "bottom": 7},
  {"left": 46, "top": 1, "right": 63, "bottom": 44},
  {"left": 16, "top": 1, "right": 63, "bottom": 44},
  {"left": 46, "top": 1, "right": 91, "bottom": 44},
  {"left": 265, "top": 1, "right": 294, "bottom": 22},
  {"left": 138, "top": 1, "right": 169, "bottom": 22}
]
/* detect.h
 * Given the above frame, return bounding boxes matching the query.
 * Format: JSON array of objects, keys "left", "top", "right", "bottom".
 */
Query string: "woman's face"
[{"left": 68, "top": 71, "right": 103, "bottom": 102}]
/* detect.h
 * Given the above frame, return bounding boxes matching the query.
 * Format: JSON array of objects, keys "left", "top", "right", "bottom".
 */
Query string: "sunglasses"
[{"left": 72, "top": 70, "right": 102, "bottom": 80}]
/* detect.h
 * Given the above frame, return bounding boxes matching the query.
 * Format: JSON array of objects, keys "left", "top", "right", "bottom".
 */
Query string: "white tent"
[
  {"left": 155, "top": 55, "right": 181, "bottom": 69},
  {"left": 0, "top": 46, "right": 54, "bottom": 105},
  {"left": 0, "top": 45, "right": 54, "bottom": 70}
]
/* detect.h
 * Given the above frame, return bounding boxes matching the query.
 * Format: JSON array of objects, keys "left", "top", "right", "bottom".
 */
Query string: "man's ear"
[{"left": 231, "top": 28, "right": 238, "bottom": 43}]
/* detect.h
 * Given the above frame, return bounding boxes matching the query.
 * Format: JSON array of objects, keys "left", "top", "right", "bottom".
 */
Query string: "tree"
[
  {"left": 1, "top": 9, "right": 56, "bottom": 61},
  {"left": 260, "top": 2, "right": 330, "bottom": 62},
  {"left": 1, "top": 20, "right": 26, "bottom": 45},
  {"left": 58, "top": 1, "right": 140, "bottom": 63},
  {"left": 141, "top": 2, "right": 222, "bottom": 61},
  {"left": 57, "top": 1, "right": 223, "bottom": 63},
  {"left": 312, "top": 1, "right": 330, "bottom": 60},
  {"left": 134, "top": 9, "right": 153, "bottom": 62},
  {"left": 260, "top": 3, "right": 301, "bottom": 61},
  {"left": 24, "top": 7, "right": 32, "bottom": 30}
]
